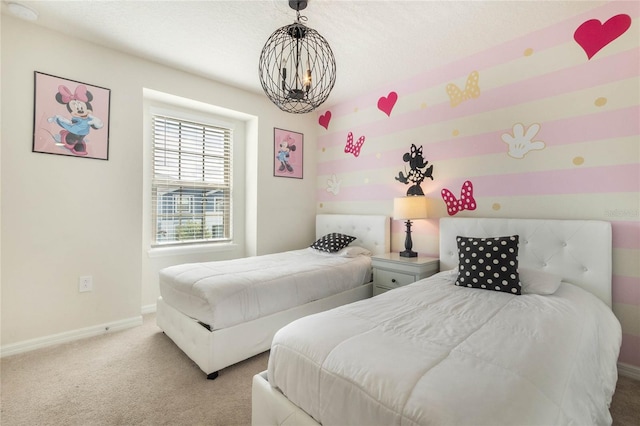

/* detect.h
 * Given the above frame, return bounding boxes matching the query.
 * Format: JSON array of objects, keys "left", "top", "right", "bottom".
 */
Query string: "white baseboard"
[
  {"left": 0, "top": 315, "right": 143, "bottom": 358},
  {"left": 618, "top": 362, "right": 640, "bottom": 381},
  {"left": 141, "top": 303, "right": 157, "bottom": 314}
]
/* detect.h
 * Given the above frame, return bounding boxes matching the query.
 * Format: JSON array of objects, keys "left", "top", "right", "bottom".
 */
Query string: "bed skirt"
[
  {"left": 157, "top": 282, "right": 373, "bottom": 377},
  {"left": 252, "top": 371, "right": 319, "bottom": 426}
]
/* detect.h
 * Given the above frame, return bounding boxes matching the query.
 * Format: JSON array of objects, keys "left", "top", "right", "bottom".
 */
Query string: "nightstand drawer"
[{"left": 374, "top": 269, "right": 415, "bottom": 289}]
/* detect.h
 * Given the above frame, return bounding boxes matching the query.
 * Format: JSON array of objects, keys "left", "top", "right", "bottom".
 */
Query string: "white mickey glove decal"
[
  {"left": 326, "top": 174, "right": 341, "bottom": 195},
  {"left": 502, "top": 123, "right": 545, "bottom": 159}
]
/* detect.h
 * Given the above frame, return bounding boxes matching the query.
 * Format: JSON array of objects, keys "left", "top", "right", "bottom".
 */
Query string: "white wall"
[{"left": 1, "top": 15, "right": 318, "bottom": 349}]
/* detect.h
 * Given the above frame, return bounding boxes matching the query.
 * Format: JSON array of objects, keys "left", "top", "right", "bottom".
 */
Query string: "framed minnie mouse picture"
[
  {"left": 273, "top": 127, "right": 303, "bottom": 179},
  {"left": 32, "top": 71, "right": 111, "bottom": 160}
]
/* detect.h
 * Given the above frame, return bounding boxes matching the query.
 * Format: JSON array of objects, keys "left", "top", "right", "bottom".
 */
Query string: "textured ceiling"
[{"left": 3, "top": 0, "right": 606, "bottom": 107}]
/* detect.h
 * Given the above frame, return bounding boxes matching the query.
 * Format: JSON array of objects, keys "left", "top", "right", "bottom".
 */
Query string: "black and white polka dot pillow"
[
  {"left": 455, "top": 235, "right": 522, "bottom": 295},
  {"left": 310, "top": 233, "right": 356, "bottom": 253}
]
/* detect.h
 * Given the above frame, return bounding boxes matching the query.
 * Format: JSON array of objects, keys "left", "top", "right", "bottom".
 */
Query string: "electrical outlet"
[{"left": 79, "top": 275, "right": 93, "bottom": 292}]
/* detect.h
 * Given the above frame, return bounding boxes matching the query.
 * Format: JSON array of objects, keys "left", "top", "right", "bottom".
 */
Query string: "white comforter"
[
  {"left": 159, "top": 248, "right": 371, "bottom": 330},
  {"left": 268, "top": 272, "right": 622, "bottom": 426}
]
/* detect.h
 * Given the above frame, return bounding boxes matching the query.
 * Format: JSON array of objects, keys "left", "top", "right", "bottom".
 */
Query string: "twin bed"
[
  {"left": 157, "top": 214, "right": 622, "bottom": 424},
  {"left": 156, "top": 214, "right": 390, "bottom": 379},
  {"left": 252, "top": 217, "right": 623, "bottom": 425}
]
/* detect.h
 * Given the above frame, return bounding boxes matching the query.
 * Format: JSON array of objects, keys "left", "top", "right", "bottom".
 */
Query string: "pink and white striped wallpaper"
[{"left": 315, "top": 1, "right": 639, "bottom": 368}]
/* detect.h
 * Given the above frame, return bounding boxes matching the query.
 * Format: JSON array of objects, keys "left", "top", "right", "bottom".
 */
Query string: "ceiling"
[{"left": 3, "top": 0, "right": 606, "bottom": 108}]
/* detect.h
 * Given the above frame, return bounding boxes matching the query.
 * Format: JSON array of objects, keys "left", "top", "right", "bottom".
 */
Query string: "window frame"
[{"left": 150, "top": 108, "right": 234, "bottom": 248}]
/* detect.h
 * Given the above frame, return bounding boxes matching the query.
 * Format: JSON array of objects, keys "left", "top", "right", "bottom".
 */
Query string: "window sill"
[{"left": 147, "top": 242, "right": 238, "bottom": 258}]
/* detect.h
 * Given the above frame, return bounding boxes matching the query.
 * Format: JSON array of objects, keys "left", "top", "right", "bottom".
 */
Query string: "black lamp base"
[{"left": 400, "top": 219, "right": 418, "bottom": 258}]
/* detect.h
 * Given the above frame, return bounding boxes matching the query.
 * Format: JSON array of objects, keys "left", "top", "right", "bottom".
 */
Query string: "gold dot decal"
[
  {"left": 420, "top": 102, "right": 427, "bottom": 109},
  {"left": 595, "top": 97, "right": 607, "bottom": 107},
  {"left": 492, "top": 203, "right": 501, "bottom": 211},
  {"left": 353, "top": 107, "right": 359, "bottom": 113},
  {"left": 376, "top": 152, "right": 381, "bottom": 159},
  {"left": 322, "top": 147, "right": 326, "bottom": 152},
  {"left": 452, "top": 129, "right": 460, "bottom": 137},
  {"left": 364, "top": 178, "right": 369, "bottom": 184},
  {"left": 319, "top": 203, "right": 324, "bottom": 208},
  {"left": 573, "top": 156, "right": 584, "bottom": 166},
  {"left": 524, "top": 48, "right": 534, "bottom": 56}
]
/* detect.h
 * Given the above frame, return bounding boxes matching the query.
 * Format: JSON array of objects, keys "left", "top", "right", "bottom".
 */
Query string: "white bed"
[
  {"left": 156, "top": 214, "right": 390, "bottom": 379},
  {"left": 252, "top": 217, "right": 623, "bottom": 425}
]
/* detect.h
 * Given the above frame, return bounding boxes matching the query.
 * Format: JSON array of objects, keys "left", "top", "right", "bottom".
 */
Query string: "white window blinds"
[{"left": 151, "top": 114, "right": 232, "bottom": 246}]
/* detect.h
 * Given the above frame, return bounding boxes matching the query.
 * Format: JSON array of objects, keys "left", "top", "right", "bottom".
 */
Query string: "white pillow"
[
  {"left": 307, "top": 246, "right": 371, "bottom": 257},
  {"left": 437, "top": 268, "right": 459, "bottom": 282},
  {"left": 519, "top": 267, "right": 562, "bottom": 295},
  {"left": 336, "top": 246, "right": 372, "bottom": 257},
  {"left": 444, "top": 266, "right": 561, "bottom": 295}
]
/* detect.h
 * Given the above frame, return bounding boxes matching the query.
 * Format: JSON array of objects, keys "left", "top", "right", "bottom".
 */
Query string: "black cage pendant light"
[{"left": 259, "top": 0, "right": 336, "bottom": 114}]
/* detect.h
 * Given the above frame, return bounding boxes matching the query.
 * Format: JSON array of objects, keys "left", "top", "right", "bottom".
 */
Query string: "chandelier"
[{"left": 259, "top": 0, "right": 336, "bottom": 114}]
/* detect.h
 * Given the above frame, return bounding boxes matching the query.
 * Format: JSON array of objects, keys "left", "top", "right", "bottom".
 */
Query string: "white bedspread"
[
  {"left": 159, "top": 248, "right": 371, "bottom": 330},
  {"left": 268, "top": 272, "right": 622, "bottom": 426}
]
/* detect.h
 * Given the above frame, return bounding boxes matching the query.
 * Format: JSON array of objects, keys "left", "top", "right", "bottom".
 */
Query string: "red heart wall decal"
[
  {"left": 318, "top": 111, "right": 332, "bottom": 129},
  {"left": 574, "top": 14, "right": 631, "bottom": 60},
  {"left": 377, "top": 91, "right": 398, "bottom": 117}
]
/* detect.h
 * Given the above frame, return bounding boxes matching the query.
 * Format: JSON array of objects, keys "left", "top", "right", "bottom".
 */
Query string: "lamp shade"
[{"left": 393, "top": 196, "right": 428, "bottom": 220}]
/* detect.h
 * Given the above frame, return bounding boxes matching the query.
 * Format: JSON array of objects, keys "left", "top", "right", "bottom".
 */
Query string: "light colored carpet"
[
  {"left": 1, "top": 314, "right": 268, "bottom": 425},
  {"left": 1, "top": 313, "right": 639, "bottom": 425}
]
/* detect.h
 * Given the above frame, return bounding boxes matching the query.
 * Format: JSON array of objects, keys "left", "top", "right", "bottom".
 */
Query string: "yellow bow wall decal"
[{"left": 446, "top": 70, "right": 481, "bottom": 107}]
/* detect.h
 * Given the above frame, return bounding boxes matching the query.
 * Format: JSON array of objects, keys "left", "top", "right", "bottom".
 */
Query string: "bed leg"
[{"left": 207, "top": 371, "right": 219, "bottom": 380}]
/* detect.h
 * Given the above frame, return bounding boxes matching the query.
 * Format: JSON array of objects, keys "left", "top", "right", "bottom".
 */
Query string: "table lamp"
[{"left": 393, "top": 196, "right": 428, "bottom": 257}]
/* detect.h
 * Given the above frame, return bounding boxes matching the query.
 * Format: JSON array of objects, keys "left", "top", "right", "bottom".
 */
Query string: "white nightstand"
[{"left": 372, "top": 253, "right": 440, "bottom": 296}]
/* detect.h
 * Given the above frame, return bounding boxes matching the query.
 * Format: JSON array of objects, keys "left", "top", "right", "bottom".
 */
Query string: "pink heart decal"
[
  {"left": 377, "top": 91, "right": 398, "bottom": 117},
  {"left": 574, "top": 14, "right": 631, "bottom": 60},
  {"left": 319, "top": 111, "right": 332, "bottom": 130}
]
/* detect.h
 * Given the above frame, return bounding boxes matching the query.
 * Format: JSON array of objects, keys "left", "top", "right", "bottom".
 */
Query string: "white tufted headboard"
[
  {"left": 439, "top": 218, "right": 613, "bottom": 307},
  {"left": 316, "top": 214, "right": 390, "bottom": 256}
]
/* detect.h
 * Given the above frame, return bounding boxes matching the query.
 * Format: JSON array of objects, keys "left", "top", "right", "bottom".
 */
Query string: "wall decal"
[
  {"left": 344, "top": 132, "right": 365, "bottom": 157},
  {"left": 524, "top": 48, "right": 534, "bottom": 56},
  {"left": 446, "top": 70, "right": 480, "bottom": 107},
  {"left": 595, "top": 97, "right": 608, "bottom": 107},
  {"left": 492, "top": 203, "right": 502, "bottom": 211},
  {"left": 377, "top": 91, "right": 398, "bottom": 116},
  {"left": 502, "top": 123, "right": 545, "bottom": 159},
  {"left": 326, "top": 174, "right": 342, "bottom": 195},
  {"left": 573, "top": 156, "right": 585, "bottom": 166},
  {"left": 395, "top": 143, "right": 434, "bottom": 196},
  {"left": 452, "top": 129, "right": 460, "bottom": 137},
  {"left": 319, "top": 111, "right": 332, "bottom": 129},
  {"left": 441, "top": 180, "right": 476, "bottom": 216},
  {"left": 574, "top": 14, "right": 631, "bottom": 60}
]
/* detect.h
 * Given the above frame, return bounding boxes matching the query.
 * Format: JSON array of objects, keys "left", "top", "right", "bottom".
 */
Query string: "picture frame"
[
  {"left": 273, "top": 127, "right": 303, "bottom": 179},
  {"left": 32, "top": 71, "right": 111, "bottom": 160}
]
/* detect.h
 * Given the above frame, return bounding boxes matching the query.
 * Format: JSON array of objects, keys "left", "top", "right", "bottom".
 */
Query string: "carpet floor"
[{"left": 1, "top": 313, "right": 638, "bottom": 425}]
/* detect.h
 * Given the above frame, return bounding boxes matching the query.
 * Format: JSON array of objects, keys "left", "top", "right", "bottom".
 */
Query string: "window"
[{"left": 152, "top": 114, "right": 232, "bottom": 246}]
